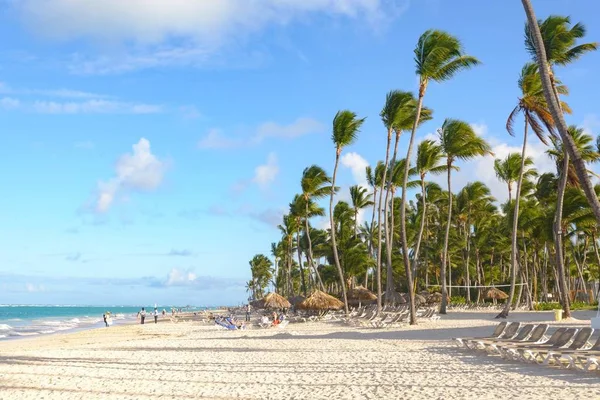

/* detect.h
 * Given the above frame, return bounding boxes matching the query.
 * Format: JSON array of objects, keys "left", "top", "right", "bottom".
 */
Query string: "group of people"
[
  {"left": 215, "top": 315, "right": 246, "bottom": 330},
  {"left": 260, "top": 311, "right": 286, "bottom": 327},
  {"left": 137, "top": 307, "right": 164, "bottom": 324}
]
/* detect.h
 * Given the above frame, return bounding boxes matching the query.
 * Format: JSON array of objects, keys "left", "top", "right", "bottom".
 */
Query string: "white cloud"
[
  {"left": 197, "top": 128, "right": 244, "bottom": 149},
  {"left": 94, "top": 138, "right": 167, "bottom": 212},
  {"left": 0, "top": 97, "right": 20, "bottom": 110},
  {"left": 253, "top": 118, "right": 325, "bottom": 143},
  {"left": 165, "top": 268, "right": 198, "bottom": 287},
  {"left": 26, "top": 283, "right": 45, "bottom": 293},
  {"left": 198, "top": 117, "right": 323, "bottom": 149},
  {"left": 470, "top": 122, "right": 489, "bottom": 138},
  {"left": 253, "top": 152, "right": 279, "bottom": 188},
  {"left": 32, "top": 100, "right": 162, "bottom": 114},
  {"left": 15, "top": 0, "right": 405, "bottom": 73},
  {"left": 341, "top": 152, "right": 369, "bottom": 188},
  {"left": 0, "top": 81, "right": 109, "bottom": 99}
]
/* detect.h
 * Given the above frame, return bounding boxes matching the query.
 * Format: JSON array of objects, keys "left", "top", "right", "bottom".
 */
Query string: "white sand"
[{"left": 1, "top": 311, "right": 599, "bottom": 399}]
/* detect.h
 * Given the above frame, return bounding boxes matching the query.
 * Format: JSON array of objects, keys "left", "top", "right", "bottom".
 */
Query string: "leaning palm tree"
[
  {"left": 438, "top": 119, "right": 491, "bottom": 313},
  {"left": 301, "top": 165, "right": 333, "bottom": 292},
  {"left": 330, "top": 110, "right": 365, "bottom": 314},
  {"left": 380, "top": 91, "right": 432, "bottom": 309},
  {"left": 349, "top": 185, "right": 373, "bottom": 237},
  {"left": 497, "top": 62, "right": 569, "bottom": 318},
  {"left": 400, "top": 29, "right": 479, "bottom": 323},
  {"left": 412, "top": 140, "right": 447, "bottom": 283},
  {"left": 521, "top": 2, "right": 600, "bottom": 226}
]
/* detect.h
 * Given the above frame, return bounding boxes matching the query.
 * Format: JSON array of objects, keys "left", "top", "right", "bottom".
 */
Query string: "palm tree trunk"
[
  {"left": 497, "top": 119, "right": 529, "bottom": 318},
  {"left": 296, "top": 229, "right": 307, "bottom": 297},
  {"left": 521, "top": 0, "right": 600, "bottom": 226},
  {"left": 376, "top": 129, "right": 392, "bottom": 313},
  {"left": 411, "top": 178, "right": 428, "bottom": 285},
  {"left": 554, "top": 149, "right": 572, "bottom": 318},
  {"left": 464, "top": 222, "right": 471, "bottom": 303},
  {"left": 305, "top": 203, "right": 325, "bottom": 292},
  {"left": 384, "top": 133, "right": 401, "bottom": 304},
  {"left": 330, "top": 150, "right": 349, "bottom": 314},
  {"left": 365, "top": 189, "right": 377, "bottom": 286},
  {"left": 440, "top": 161, "right": 453, "bottom": 314}
]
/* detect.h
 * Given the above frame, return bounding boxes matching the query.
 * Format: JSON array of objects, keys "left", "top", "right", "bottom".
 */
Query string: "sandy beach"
[{"left": 1, "top": 311, "right": 599, "bottom": 400}]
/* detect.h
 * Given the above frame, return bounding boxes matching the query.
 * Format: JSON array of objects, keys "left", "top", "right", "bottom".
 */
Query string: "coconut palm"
[
  {"left": 497, "top": 62, "right": 569, "bottom": 318},
  {"left": 349, "top": 185, "right": 373, "bottom": 237},
  {"left": 330, "top": 110, "right": 365, "bottom": 314},
  {"left": 521, "top": 2, "right": 600, "bottom": 226},
  {"left": 412, "top": 140, "right": 448, "bottom": 284},
  {"left": 278, "top": 214, "right": 297, "bottom": 296},
  {"left": 380, "top": 91, "right": 432, "bottom": 309},
  {"left": 438, "top": 119, "right": 491, "bottom": 313},
  {"left": 301, "top": 165, "right": 334, "bottom": 291},
  {"left": 400, "top": 29, "right": 479, "bottom": 323}
]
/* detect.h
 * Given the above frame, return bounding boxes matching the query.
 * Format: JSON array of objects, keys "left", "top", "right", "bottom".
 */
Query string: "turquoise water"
[{"left": 0, "top": 305, "right": 204, "bottom": 340}]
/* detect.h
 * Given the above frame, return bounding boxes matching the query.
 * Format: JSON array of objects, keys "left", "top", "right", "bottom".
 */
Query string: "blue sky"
[{"left": 0, "top": 0, "right": 598, "bottom": 306}]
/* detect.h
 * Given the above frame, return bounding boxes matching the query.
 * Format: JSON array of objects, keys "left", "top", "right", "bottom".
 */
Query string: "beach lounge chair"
[
  {"left": 498, "top": 327, "right": 566, "bottom": 359},
  {"left": 509, "top": 328, "right": 578, "bottom": 362},
  {"left": 532, "top": 328, "right": 595, "bottom": 366},
  {"left": 453, "top": 321, "right": 508, "bottom": 348},
  {"left": 464, "top": 322, "right": 520, "bottom": 349},
  {"left": 472, "top": 324, "right": 536, "bottom": 351},
  {"left": 486, "top": 324, "right": 548, "bottom": 355}
]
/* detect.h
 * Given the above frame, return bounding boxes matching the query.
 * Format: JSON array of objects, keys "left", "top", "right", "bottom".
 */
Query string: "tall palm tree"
[
  {"left": 497, "top": 62, "right": 569, "bottom": 318},
  {"left": 438, "top": 119, "right": 491, "bottom": 313},
  {"left": 365, "top": 162, "right": 384, "bottom": 287},
  {"left": 301, "top": 165, "right": 334, "bottom": 292},
  {"left": 330, "top": 110, "right": 365, "bottom": 314},
  {"left": 547, "top": 126, "right": 600, "bottom": 318},
  {"left": 380, "top": 91, "right": 432, "bottom": 308},
  {"left": 401, "top": 29, "right": 480, "bottom": 323},
  {"left": 349, "top": 185, "right": 373, "bottom": 237},
  {"left": 278, "top": 214, "right": 296, "bottom": 296},
  {"left": 412, "top": 140, "right": 447, "bottom": 284},
  {"left": 521, "top": 2, "right": 600, "bottom": 226},
  {"left": 289, "top": 195, "right": 308, "bottom": 296}
]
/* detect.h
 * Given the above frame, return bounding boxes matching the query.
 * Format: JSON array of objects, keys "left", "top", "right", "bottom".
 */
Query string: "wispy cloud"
[
  {"left": 231, "top": 152, "right": 279, "bottom": 193},
  {"left": 32, "top": 100, "right": 162, "bottom": 115},
  {"left": 14, "top": 0, "right": 406, "bottom": 73},
  {"left": 198, "top": 118, "right": 324, "bottom": 149}
]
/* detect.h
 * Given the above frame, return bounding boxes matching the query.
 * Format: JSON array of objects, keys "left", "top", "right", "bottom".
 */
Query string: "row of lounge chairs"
[
  {"left": 455, "top": 321, "right": 600, "bottom": 371},
  {"left": 447, "top": 303, "right": 528, "bottom": 311},
  {"left": 343, "top": 305, "right": 440, "bottom": 328}
]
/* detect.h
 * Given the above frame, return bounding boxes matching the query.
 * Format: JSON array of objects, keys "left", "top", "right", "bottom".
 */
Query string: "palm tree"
[
  {"left": 438, "top": 119, "right": 491, "bottom": 313},
  {"left": 380, "top": 91, "right": 432, "bottom": 309},
  {"left": 330, "top": 110, "right": 365, "bottom": 314},
  {"left": 401, "top": 29, "right": 480, "bottom": 323},
  {"left": 412, "top": 140, "right": 447, "bottom": 284},
  {"left": 289, "top": 195, "right": 308, "bottom": 296},
  {"left": 547, "top": 126, "right": 600, "bottom": 318},
  {"left": 278, "top": 214, "right": 296, "bottom": 296},
  {"left": 497, "top": 62, "right": 569, "bottom": 318},
  {"left": 301, "top": 165, "right": 334, "bottom": 291},
  {"left": 521, "top": 2, "right": 600, "bottom": 226},
  {"left": 349, "top": 185, "right": 373, "bottom": 237}
]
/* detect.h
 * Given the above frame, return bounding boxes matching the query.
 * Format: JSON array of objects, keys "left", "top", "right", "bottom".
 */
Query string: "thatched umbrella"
[
  {"left": 485, "top": 288, "right": 508, "bottom": 300},
  {"left": 299, "top": 290, "right": 344, "bottom": 310},
  {"left": 347, "top": 286, "right": 377, "bottom": 307},
  {"left": 413, "top": 293, "right": 427, "bottom": 305},
  {"left": 263, "top": 292, "right": 291, "bottom": 309},
  {"left": 427, "top": 292, "right": 443, "bottom": 304}
]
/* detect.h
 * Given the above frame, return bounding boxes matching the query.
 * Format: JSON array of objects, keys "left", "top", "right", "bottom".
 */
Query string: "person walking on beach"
[
  {"left": 245, "top": 304, "right": 251, "bottom": 322},
  {"left": 153, "top": 308, "right": 159, "bottom": 324},
  {"left": 140, "top": 307, "right": 146, "bottom": 324},
  {"left": 103, "top": 313, "right": 108, "bottom": 327}
]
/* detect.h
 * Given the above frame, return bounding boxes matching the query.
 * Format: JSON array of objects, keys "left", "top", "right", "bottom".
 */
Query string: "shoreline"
[{"left": 1, "top": 310, "right": 599, "bottom": 399}]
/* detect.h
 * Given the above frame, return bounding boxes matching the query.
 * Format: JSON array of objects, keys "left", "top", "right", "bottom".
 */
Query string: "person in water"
[{"left": 140, "top": 307, "right": 146, "bottom": 324}]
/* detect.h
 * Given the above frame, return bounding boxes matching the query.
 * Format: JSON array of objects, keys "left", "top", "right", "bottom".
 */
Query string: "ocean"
[{"left": 0, "top": 305, "right": 204, "bottom": 340}]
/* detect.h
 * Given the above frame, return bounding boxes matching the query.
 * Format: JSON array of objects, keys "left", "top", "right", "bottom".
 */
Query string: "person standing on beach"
[
  {"left": 140, "top": 307, "right": 146, "bottom": 324},
  {"left": 103, "top": 313, "right": 108, "bottom": 327},
  {"left": 245, "top": 304, "right": 251, "bottom": 322},
  {"left": 153, "top": 308, "right": 159, "bottom": 324}
]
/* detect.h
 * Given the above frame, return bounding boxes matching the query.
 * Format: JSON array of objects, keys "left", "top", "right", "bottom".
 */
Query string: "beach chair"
[
  {"left": 472, "top": 324, "right": 536, "bottom": 351},
  {"left": 464, "top": 322, "right": 520, "bottom": 349},
  {"left": 550, "top": 336, "right": 600, "bottom": 370},
  {"left": 454, "top": 321, "right": 508, "bottom": 348},
  {"left": 487, "top": 324, "right": 548, "bottom": 355},
  {"left": 498, "top": 327, "right": 566, "bottom": 359},
  {"left": 532, "top": 328, "right": 594, "bottom": 366},
  {"left": 510, "top": 328, "right": 578, "bottom": 363}
]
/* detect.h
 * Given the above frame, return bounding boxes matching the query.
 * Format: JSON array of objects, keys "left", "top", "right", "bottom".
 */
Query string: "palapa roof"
[
  {"left": 298, "top": 290, "right": 344, "bottom": 310},
  {"left": 427, "top": 292, "right": 443, "bottom": 303},
  {"left": 485, "top": 287, "right": 508, "bottom": 300},
  {"left": 263, "top": 292, "right": 291, "bottom": 309},
  {"left": 347, "top": 286, "right": 377, "bottom": 301}
]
